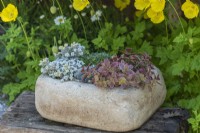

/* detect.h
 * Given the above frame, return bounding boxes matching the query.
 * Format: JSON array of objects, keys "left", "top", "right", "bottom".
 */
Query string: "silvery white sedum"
[{"left": 39, "top": 42, "right": 85, "bottom": 82}]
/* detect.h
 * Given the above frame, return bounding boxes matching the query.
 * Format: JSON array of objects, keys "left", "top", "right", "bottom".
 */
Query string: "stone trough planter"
[{"left": 35, "top": 69, "right": 166, "bottom": 132}]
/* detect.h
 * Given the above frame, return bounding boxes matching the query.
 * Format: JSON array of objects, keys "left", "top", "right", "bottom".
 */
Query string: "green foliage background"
[{"left": 0, "top": 0, "right": 200, "bottom": 132}]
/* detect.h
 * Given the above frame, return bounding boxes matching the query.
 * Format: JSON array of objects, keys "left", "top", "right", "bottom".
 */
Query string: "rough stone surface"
[{"left": 35, "top": 69, "right": 166, "bottom": 132}]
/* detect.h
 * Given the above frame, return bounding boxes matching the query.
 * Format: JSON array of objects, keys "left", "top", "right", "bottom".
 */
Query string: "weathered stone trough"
[
  {"left": 35, "top": 68, "right": 166, "bottom": 132},
  {"left": 0, "top": 91, "right": 190, "bottom": 133}
]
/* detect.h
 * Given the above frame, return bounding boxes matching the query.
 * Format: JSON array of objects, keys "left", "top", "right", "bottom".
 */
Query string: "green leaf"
[
  {"left": 92, "top": 37, "right": 107, "bottom": 50},
  {"left": 183, "top": 81, "right": 200, "bottom": 95},
  {"left": 166, "top": 84, "right": 181, "bottom": 101},
  {"left": 188, "top": 110, "right": 200, "bottom": 132},
  {"left": 178, "top": 95, "right": 200, "bottom": 110},
  {"left": 2, "top": 74, "right": 38, "bottom": 103},
  {"left": 156, "top": 47, "right": 169, "bottom": 65},
  {"left": 135, "top": 21, "right": 146, "bottom": 33},
  {"left": 2, "top": 83, "right": 23, "bottom": 103},
  {"left": 112, "top": 36, "right": 125, "bottom": 52},
  {"left": 137, "top": 41, "right": 153, "bottom": 55},
  {"left": 114, "top": 25, "right": 127, "bottom": 38},
  {"left": 17, "top": 71, "right": 28, "bottom": 80},
  {"left": 194, "top": 17, "right": 200, "bottom": 27},
  {"left": 193, "top": 27, "right": 200, "bottom": 36},
  {"left": 171, "top": 56, "right": 190, "bottom": 76},
  {"left": 173, "top": 33, "right": 187, "bottom": 43},
  {"left": 191, "top": 54, "right": 200, "bottom": 71}
]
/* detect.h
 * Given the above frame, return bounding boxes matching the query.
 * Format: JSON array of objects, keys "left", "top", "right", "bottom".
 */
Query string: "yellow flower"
[
  {"left": 114, "top": 0, "right": 130, "bottom": 11},
  {"left": 0, "top": 4, "right": 18, "bottom": 22},
  {"left": 181, "top": 0, "right": 199, "bottom": 19},
  {"left": 134, "top": 0, "right": 151, "bottom": 10},
  {"left": 150, "top": 0, "right": 166, "bottom": 12},
  {"left": 147, "top": 8, "right": 165, "bottom": 23},
  {"left": 72, "top": 0, "right": 90, "bottom": 11}
]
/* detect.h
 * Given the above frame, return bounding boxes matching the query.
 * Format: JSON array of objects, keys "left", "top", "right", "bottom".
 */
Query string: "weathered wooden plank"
[{"left": 0, "top": 91, "right": 189, "bottom": 133}]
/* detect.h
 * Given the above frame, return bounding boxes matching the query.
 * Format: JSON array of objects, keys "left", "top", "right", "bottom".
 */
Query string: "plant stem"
[
  {"left": 0, "top": 24, "right": 6, "bottom": 31},
  {"left": 167, "top": 0, "right": 185, "bottom": 34},
  {"left": 69, "top": 0, "right": 87, "bottom": 40},
  {"left": 18, "top": 18, "right": 36, "bottom": 61},
  {"left": 77, "top": 11, "right": 88, "bottom": 40},
  {"left": 55, "top": 0, "right": 63, "bottom": 16},
  {"left": 54, "top": 36, "right": 57, "bottom": 46},
  {"left": 164, "top": 18, "right": 169, "bottom": 44},
  {"left": 0, "top": 0, "right": 5, "bottom": 8}
]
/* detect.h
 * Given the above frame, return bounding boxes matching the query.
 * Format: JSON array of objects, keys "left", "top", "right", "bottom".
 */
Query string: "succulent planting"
[
  {"left": 82, "top": 49, "right": 160, "bottom": 89},
  {"left": 39, "top": 42, "right": 85, "bottom": 82},
  {"left": 40, "top": 45, "right": 159, "bottom": 89}
]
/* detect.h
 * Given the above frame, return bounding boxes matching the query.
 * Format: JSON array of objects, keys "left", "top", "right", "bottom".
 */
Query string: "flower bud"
[
  {"left": 52, "top": 46, "right": 58, "bottom": 54},
  {"left": 189, "top": 38, "right": 193, "bottom": 45},
  {"left": 189, "top": 38, "right": 193, "bottom": 48},
  {"left": 90, "top": 10, "right": 95, "bottom": 16},
  {"left": 10, "top": 38, "right": 13, "bottom": 42},
  {"left": 26, "top": 51, "right": 31, "bottom": 58},
  {"left": 125, "top": 17, "right": 129, "bottom": 22},
  {"left": 50, "top": 6, "right": 57, "bottom": 14},
  {"left": 58, "top": 40, "right": 62, "bottom": 45}
]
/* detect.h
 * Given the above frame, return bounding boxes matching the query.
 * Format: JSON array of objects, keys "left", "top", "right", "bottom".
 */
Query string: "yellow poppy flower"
[
  {"left": 134, "top": 0, "right": 151, "bottom": 10},
  {"left": 72, "top": 0, "right": 90, "bottom": 11},
  {"left": 147, "top": 8, "right": 165, "bottom": 24},
  {"left": 150, "top": 0, "right": 166, "bottom": 12},
  {"left": 114, "top": 0, "right": 130, "bottom": 11},
  {"left": 181, "top": 0, "right": 199, "bottom": 19},
  {"left": 0, "top": 4, "right": 18, "bottom": 22}
]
